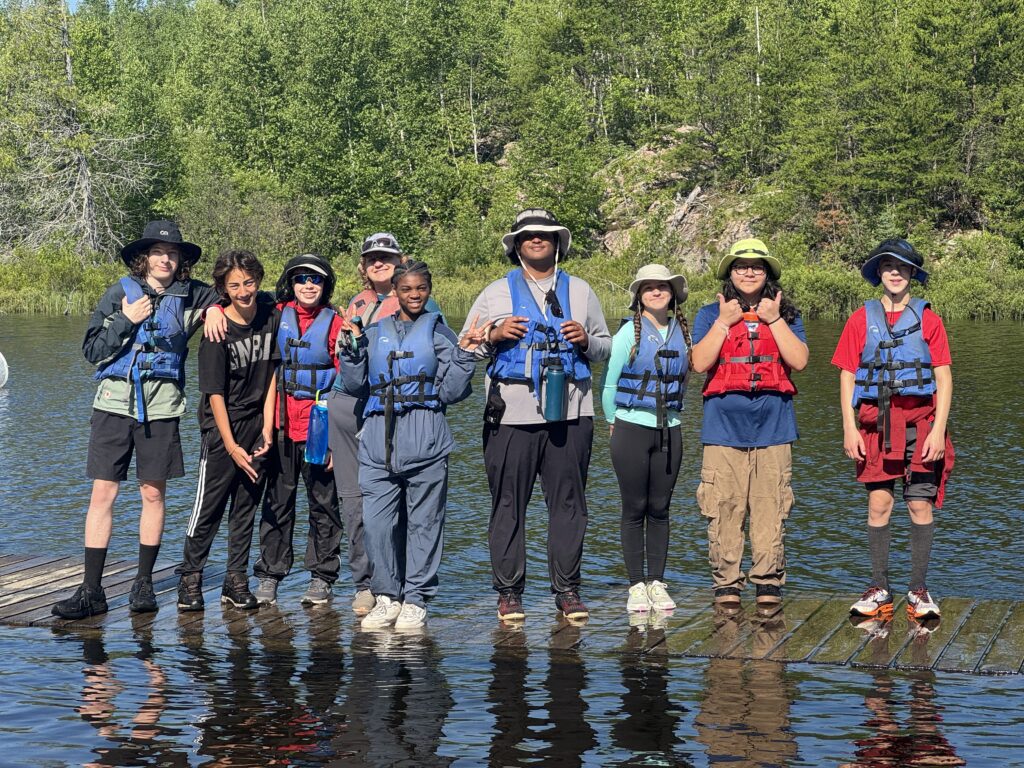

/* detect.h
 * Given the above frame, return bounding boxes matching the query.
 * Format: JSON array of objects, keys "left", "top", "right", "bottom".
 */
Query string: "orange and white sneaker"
[
  {"left": 849, "top": 586, "right": 894, "bottom": 619},
  {"left": 906, "top": 587, "right": 941, "bottom": 620}
]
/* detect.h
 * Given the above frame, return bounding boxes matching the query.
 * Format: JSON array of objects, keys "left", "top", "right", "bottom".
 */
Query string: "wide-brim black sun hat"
[
  {"left": 501, "top": 208, "right": 572, "bottom": 261},
  {"left": 860, "top": 238, "right": 928, "bottom": 286},
  {"left": 120, "top": 220, "right": 202, "bottom": 267}
]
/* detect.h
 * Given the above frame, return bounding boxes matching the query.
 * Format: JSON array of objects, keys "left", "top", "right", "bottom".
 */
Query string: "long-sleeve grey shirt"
[{"left": 460, "top": 270, "right": 611, "bottom": 425}]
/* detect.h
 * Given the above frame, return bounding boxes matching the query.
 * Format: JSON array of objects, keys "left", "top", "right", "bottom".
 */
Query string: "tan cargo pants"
[{"left": 696, "top": 444, "right": 794, "bottom": 590}]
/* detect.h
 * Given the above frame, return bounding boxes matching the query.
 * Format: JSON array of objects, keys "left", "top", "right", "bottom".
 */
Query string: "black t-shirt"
[{"left": 197, "top": 303, "right": 280, "bottom": 432}]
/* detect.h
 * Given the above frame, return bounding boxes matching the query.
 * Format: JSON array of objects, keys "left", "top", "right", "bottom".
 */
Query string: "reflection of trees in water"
[
  {"left": 56, "top": 626, "right": 188, "bottom": 767},
  {"left": 486, "top": 621, "right": 597, "bottom": 767},
  {"left": 695, "top": 609, "right": 797, "bottom": 768},
  {"left": 842, "top": 669, "right": 965, "bottom": 767},
  {"left": 333, "top": 629, "right": 454, "bottom": 767},
  {"left": 612, "top": 624, "right": 694, "bottom": 768}
]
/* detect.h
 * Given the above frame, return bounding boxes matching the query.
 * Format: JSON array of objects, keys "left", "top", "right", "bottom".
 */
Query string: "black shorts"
[
  {"left": 864, "top": 424, "right": 938, "bottom": 502},
  {"left": 86, "top": 409, "right": 185, "bottom": 482}
]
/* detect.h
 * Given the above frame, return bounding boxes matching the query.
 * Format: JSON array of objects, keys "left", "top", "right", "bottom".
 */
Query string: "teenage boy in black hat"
[
  {"left": 53, "top": 220, "right": 221, "bottom": 619},
  {"left": 460, "top": 209, "right": 611, "bottom": 621}
]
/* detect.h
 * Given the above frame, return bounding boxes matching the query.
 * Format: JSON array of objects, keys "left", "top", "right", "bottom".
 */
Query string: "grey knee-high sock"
[
  {"left": 909, "top": 522, "right": 935, "bottom": 591},
  {"left": 867, "top": 524, "right": 890, "bottom": 591}
]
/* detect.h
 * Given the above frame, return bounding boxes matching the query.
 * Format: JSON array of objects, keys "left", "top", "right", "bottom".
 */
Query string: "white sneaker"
[
  {"left": 906, "top": 587, "right": 941, "bottom": 620},
  {"left": 627, "top": 582, "right": 652, "bottom": 612},
  {"left": 850, "top": 586, "right": 894, "bottom": 619},
  {"left": 394, "top": 602, "right": 427, "bottom": 630},
  {"left": 647, "top": 580, "right": 676, "bottom": 611},
  {"left": 360, "top": 594, "right": 401, "bottom": 629}
]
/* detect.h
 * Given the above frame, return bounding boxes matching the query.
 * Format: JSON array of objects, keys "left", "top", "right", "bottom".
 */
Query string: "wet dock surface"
[{"left": 3, "top": 553, "right": 1021, "bottom": 676}]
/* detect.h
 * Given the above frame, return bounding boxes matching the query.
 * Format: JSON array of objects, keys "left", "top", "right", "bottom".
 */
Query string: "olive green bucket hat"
[{"left": 715, "top": 238, "right": 782, "bottom": 280}]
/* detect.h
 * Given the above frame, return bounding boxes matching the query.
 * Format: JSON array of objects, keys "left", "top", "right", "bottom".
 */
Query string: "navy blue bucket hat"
[{"left": 860, "top": 238, "right": 928, "bottom": 286}]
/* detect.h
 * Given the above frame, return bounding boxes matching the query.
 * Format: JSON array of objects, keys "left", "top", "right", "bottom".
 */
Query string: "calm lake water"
[{"left": 0, "top": 314, "right": 1022, "bottom": 766}]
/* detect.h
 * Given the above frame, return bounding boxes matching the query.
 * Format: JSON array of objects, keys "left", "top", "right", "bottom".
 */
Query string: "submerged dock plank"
[
  {"left": 934, "top": 600, "right": 1014, "bottom": 674},
  {"left": 978, "top": 603, "right": 1024, "bottom": 675},
  {"left": 0, "top": 553, "right": 1020, "bottom": 675}
]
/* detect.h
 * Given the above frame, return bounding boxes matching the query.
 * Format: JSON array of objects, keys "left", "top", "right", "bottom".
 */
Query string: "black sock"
[
  {"left": 867, "top": 524, "right": 890, "bottom": 591},
  {"left": 138, "top": 543, "right": 160, "bottom": 579},
  {"left": 83, "top": 547, "right": 107, "bottom": 590},
  {"left": 909, "top": 522, "right": 935, "bottom": 591}
]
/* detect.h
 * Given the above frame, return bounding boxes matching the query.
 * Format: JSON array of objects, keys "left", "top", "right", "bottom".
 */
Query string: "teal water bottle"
[
  {"left": 305, "top": 398, "right": 330, "bottom": 465},
  {"left": 542, "top": 357, "right": 566, "bottom": 421}
]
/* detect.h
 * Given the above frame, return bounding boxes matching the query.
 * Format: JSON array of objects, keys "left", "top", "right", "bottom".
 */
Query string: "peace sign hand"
[{"left": 459, "top": 314, "right": 493, "bottom": 351}]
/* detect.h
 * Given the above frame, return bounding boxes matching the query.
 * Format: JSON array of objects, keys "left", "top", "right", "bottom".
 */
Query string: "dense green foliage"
[{"left": 2, "top": 0, "right": 1024, "bottom": 319}]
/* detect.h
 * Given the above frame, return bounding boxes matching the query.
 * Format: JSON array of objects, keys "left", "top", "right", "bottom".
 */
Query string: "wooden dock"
[{"left": 1, "top": 553, "right": 1021, "bottom": 675}]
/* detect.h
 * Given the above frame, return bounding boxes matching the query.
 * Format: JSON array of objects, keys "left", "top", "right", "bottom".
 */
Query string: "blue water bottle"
[
  {"left": 305, "top": 395, "right": 330, "bottom": 465},
  {"left": 542, "top": 357, "right": 566, "bottom": 421}
]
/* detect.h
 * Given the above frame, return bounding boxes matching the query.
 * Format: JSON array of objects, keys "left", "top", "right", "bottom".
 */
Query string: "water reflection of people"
[
  {"left": 612, "top": 618, "right": 694, "bottom": 767},
  {"left": 333, "top": 629, "right": 455, "bottom": 766},
  {"left": 842, "top": 669, "right": 965, "bottom": 767},
  {"left": 56, "top": 628, "right": 186, "bottom": 767},
  {"left": 486, "top": 621, "right": 597, "bottom": 766},
  {"left": 695, "top": 609, "right": 797, "bottom": 767}
]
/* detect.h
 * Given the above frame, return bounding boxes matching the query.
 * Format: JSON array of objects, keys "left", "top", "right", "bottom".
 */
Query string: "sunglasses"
[
  {"left": 293, "top": 274, "right": 325, "bottom": 285},
  {"left": 545, "top": 289, "right": 564, "bottom": 318}
]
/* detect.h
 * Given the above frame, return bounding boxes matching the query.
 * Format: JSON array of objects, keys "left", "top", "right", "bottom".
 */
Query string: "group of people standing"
[{"left": 51, "top": 209, "right": 954, "bottom": 631}]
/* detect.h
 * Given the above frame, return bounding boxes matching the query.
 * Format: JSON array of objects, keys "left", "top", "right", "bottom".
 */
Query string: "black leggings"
[{"left": 610, "top": 419, "right": 682, "bottom": 584}]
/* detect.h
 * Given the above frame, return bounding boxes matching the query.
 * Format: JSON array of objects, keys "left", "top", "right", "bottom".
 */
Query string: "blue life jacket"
[
  {"left": 278, "top": 305, "right": 337, "bottom": 400},
  {"left": 364, "top": 313, "right": 443, "bottom": 417},
  {"left": 852, "top": 298, "right": 935, "bottom": 406},
  {"left": 94, "top": 277, "right": 187, "bottom": 422},
  {"left": 614, "top": 317, "right": 689, "bottom": 417},
  {"left": 487, "top": 269, "right": 591, "bottom": 399}
]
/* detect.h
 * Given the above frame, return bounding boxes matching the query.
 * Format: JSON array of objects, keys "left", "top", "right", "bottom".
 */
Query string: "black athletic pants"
[
  {"left": 610, "top": 420, "right": 682, "bottom": 584},
  {"left": 254, "top": 436, "right": 342, "bottom": 584},
  {"left": 483, "top": 417, "right": 593, "bottom": 595},
  {"left": 179, "top": 414, "right": 266, "bottom": 575}
]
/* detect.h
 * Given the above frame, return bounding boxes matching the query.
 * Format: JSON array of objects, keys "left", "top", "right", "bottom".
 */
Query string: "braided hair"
[{"left": 392, "top": 259, "right": 432, "bottom": 288}]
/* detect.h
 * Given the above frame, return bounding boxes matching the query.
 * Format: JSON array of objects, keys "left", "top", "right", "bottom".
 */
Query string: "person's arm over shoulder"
[
  {"left": 601, "top": 323, "right": 634, "bottom": 424},
  {"left": 82, "top": 280, "right": 136, "bottom": 366},
  {"left": 434, "top": 322, "right": 475, "bottom": 406},
  {"left": 578, "top": 281, "right": 611, "bottom": 362}
]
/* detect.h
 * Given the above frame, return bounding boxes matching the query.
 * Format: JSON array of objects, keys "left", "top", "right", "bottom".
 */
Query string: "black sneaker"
[
  {"left": 555, "top": 590, "right": 589, "bottom": 620},
  {"left": 755, "top": 584, "right": 783, "bottom": 606},
  {"left": 129, "top": 576, "right": 158, "bottom": 614},
  {"left": 52, "top": 583, "right": 108, "bottom": 620},
  {"left": 177, "top": 572, "right": 205, "bottom": 612},
  {"left": 221, "top": 572, "right": 258, "bottom": 610},
  {"left": 497, "top": 590, "right": 525, "bottom": 621}
]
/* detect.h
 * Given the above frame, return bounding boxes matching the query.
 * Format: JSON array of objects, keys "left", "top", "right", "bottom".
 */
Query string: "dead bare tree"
[{"left": 0, "top": 0, "right": 154, "bottom": 261}]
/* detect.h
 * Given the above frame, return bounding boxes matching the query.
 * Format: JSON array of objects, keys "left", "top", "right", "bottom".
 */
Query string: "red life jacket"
[
  {"left": 703, "top": 313, "right": 797, "bottom": 396},
  {"left": 346, "top": 289, "right": 399, "bottom": 326}
]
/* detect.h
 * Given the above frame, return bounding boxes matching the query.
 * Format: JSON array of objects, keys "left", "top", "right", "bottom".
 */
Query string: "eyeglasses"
[
  {"left": 731, "top": 263, "right": 766, "bottom": 275},
  {"left": 293, "top": 274, "right": 325, "bottom": 285}
]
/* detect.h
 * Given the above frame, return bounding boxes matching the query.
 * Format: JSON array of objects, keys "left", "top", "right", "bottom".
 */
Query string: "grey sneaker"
[
  {"left": 301, "top": 576, "right": 332, "bottom": 605},
  {"left": 352, "top": 589, "right": 376, "bottom": 616},
  {"left": 255, "top": 577, "right": 279, "bottom": 605}
]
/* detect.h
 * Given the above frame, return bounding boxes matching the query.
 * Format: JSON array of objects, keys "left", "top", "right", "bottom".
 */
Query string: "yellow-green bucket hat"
[{"left": 715, "top": 238, "right": 782, "bottom": 280}]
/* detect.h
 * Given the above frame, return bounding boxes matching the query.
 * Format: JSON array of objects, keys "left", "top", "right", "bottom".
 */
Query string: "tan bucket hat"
[{"left": 628, "top": 264, "right": 689, "bottom": 308}]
